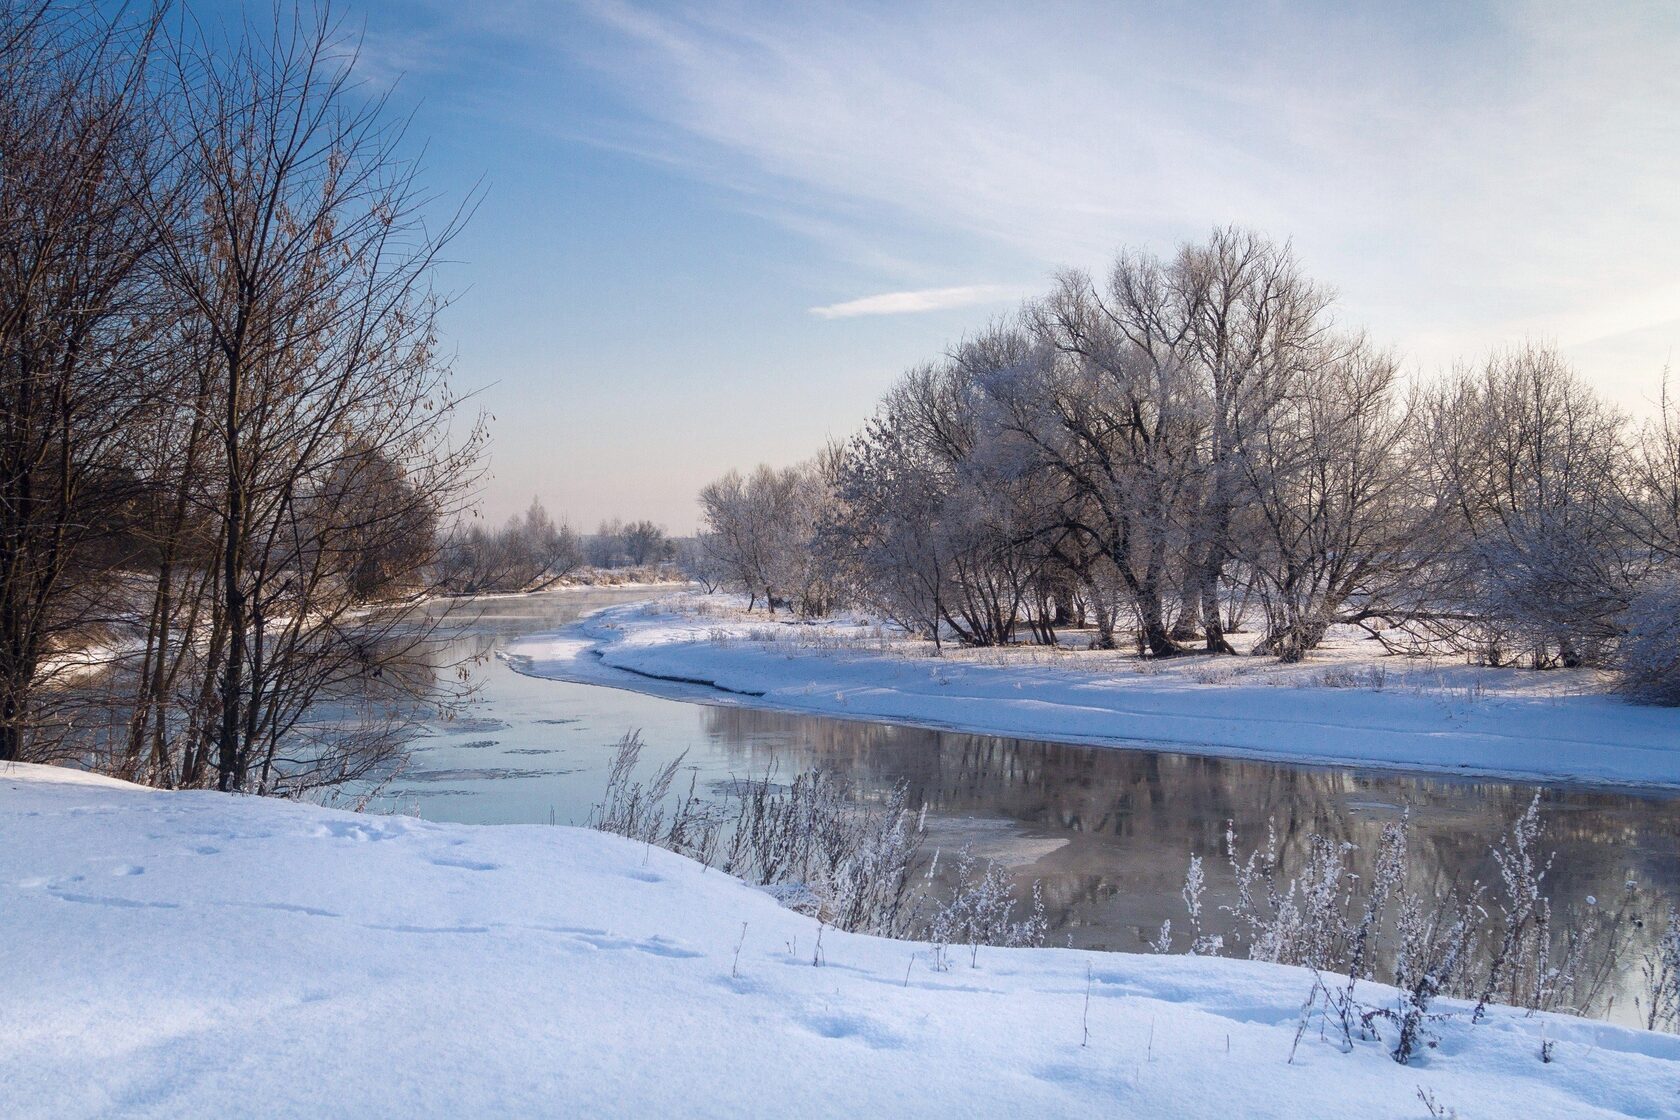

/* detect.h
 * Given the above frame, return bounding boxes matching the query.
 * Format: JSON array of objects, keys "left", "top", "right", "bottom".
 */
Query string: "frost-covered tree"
[
  {"left": 621, "top": 520, "right": 672, "bottom": 566},
  {"left": 1147, "top": 229, "right": 1334, "bottom": 654},
  {"left": 1616, "top": 581, "right": 1680, "bottom": 705},
  {"left": 697, "top": 230, "right": 1680, "bottom": 700},
  {"left": 676, "top": 533, "right": 728, "bottom": 592},
  {"left": 1239, "top": 337, "right": 1420, "bottom": 660},
  {"left": 825, "top": 396, "right": 956, "bottom": 642},
  {"left": 436, "top": 499, "right": 581, "bottom": 594},
  {"left": 987, "top": 279, "right": 1203, "bottom": 656},
  {"left": 1415, "top": 345, "right": 1634, "bottom": 667},
  {"left": 699, "top": 458, "right": 841, "bottom": 616},
  {"left": 585, "top": 519, "right": 627, "bottom": 568},
  {"left": 827, "top": 355, "right": 1059, "bottom": 647}
]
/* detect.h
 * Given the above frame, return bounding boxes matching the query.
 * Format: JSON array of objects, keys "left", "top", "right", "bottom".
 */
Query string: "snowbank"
[
  {"left": 504, "top": 595, "right": 1680, "bottom": 789},
  {"left": 3, "top": 762, "right": 1674, "bottom": 1118}
]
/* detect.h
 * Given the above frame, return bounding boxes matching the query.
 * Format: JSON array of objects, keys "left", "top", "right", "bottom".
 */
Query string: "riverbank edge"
[{"left": 503, "top": 595, "right": 1680, "bottom": 793}]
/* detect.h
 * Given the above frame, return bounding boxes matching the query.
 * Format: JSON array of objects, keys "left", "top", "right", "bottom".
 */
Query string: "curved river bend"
[{"left": 374, "top": 588, "right": 1680, "bottom": 1021}]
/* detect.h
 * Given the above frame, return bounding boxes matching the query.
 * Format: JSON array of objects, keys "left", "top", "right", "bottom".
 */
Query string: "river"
[{"left": 374, "top": 587, "right": 1680, "bottom": 1022}]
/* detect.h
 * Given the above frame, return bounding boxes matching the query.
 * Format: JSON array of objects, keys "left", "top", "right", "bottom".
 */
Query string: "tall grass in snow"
[
  {"left": 588, "top": 732, "right": 1044, "bottom": 951},
  {"left": 1170, "top": 795, "right": 1639, "bottom": 1061}
]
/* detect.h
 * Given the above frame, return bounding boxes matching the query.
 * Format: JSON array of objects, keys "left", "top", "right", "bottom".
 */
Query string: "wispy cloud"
[
  {"left": 809, "top": 284, "right": 1026, "bottom": 319},
  {"left": 550, "top": 0, "right": 1680, "bottom": 401}
]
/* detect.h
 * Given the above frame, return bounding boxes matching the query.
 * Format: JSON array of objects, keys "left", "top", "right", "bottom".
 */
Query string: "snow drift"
[{"left": 3, "top": 762, "right": 1676, "bottom": 1118}]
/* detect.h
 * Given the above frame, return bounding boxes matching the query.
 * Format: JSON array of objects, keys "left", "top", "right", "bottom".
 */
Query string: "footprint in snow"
[
  {"left": 315, "top": 820, "right": 404, "bottom": 842},
  {"left": 50, "top": 889, "right": 178, "bottom": 910},
  {"left": 428, "top": 856, "right": 499, "bottom": 871},
  {"left": 253, "top": 901, "right": 340, "bottom": 918},
  {"left": 535, "top": 927, "right": 703, "bottom": 958},
  {"left": 798, "top": 1012, "right": 906, "bottom": 1050}
]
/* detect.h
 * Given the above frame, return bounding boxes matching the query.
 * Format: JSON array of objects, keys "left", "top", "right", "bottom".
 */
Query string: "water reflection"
[
  {"left": 696, "top": 705, "right": 1676, "bottom": 953},
  {"left": 383, "top": 589, "right": 1680, "bottom": 1024}
]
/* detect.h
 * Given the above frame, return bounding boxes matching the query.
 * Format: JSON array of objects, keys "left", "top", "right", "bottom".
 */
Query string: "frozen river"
[{"left": 374, "top": 588, "right": 1680, "bottom": 1021}]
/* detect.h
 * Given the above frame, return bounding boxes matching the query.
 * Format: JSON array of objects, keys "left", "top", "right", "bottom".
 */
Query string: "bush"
[
  {"left": 1642, "top": 906, "right": 1680, "bottom": 1032},
  {"left": 923, "top": 845, "right": 1047, "bottom": 968},
  {"left": 1617, "top": 581, "right": 1680, "bottom": 704}
]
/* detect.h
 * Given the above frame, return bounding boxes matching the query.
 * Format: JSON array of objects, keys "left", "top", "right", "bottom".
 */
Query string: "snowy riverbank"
[
  {"left": 504, "top": 594, "right": 1680, "bottom": 789},
  {"left": 4, "top": 762, "right": 1677, "bottom": 1118}
]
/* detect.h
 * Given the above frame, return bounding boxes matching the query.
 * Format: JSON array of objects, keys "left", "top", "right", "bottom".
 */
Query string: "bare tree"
[
  {"left": 120, "top": 6, "right": 482, "bottom": 792},
  {"left": 435, "top": 499, "right": 583, "bottom": 595},
  {"left": 827, "top": 391, "right": 959, "bottom": 644},
  {"left": 1239, "top": 336, "right": 1418, "bottom": 660},
  {"left": 0, "top": 3, "right": 166, "bottom": 761},
  {"left": 676, "top": 533, "right": 728, "bottom": 592},
  {"left": 621, "top": 519, "right": 671, "bottom": 566},
  {"left": 701, "top": 456, "right": 843, "bottom": 617},
  {"left": 1622, "top": 371, "right": 1680, "bottom": 565},
  {"left": 1414, "top": 344, "right": 1632, "bottom": 668},
  {"left": 989, "top": 276, "right": 1202, "bottom": 656},
  {"left": 1169, "top": 229, "right": 1332, "bottom": 653}
]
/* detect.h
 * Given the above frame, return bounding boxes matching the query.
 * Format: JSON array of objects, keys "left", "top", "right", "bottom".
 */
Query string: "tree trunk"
[
  {"left": 1198, "top": 566, "right": 1236, "bottom": 654},
  {"left": 0, "top": 705, "right": 19, "bottom": 763},
  {"left": 216, "top": 348, "right": 246, "bottom": 792},
  {"left": 1137, "top": 592, "right": 1181, "bottom": 658},
  {"left": 1170, "top": 574, "right": 1202, "bottom": 642}
]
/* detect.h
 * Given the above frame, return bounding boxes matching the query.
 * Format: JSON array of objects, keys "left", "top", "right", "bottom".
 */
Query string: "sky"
[{"left": 258, "top": 1, "right": 1680, "bottom": 531}]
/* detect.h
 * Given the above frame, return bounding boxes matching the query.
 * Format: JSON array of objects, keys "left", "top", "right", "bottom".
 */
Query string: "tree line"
[
  {"left": 694, "top": 228, "right": 1680, "bottom": 702},
  {"left": 434, "top": 502, "right": 677, "bottom": 595},
  {"left": 0, "top": 3, "right": 482, "bottom": 787}
]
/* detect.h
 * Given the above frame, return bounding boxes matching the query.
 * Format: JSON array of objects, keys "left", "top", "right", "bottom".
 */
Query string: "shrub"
[
  {"left": 1617, "top": 581, "right": 1680, "bottom": 705},
  {"left": 1194, "top": 797, "right": 1627, "bottom": 1062},
  {"left": 1642, "top": 907, "right": 1680, "bottom": 1032},
  {"left": 923, "top": 845, "right": 1047, "bottom": 968}
]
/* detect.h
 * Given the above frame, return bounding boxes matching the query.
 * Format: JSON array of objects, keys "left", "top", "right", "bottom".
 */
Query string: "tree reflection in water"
[{"left": 698, "top": 705, "right": 1680, "bottom": 1021}]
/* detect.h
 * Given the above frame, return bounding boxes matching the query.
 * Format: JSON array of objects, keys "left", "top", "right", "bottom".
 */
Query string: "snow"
[
  {"left": 4, "top": 761, "right": 1677, "bottom": 1119},
  {"left": 504, "top": 594, "right": 1680, "bottom": 789}
]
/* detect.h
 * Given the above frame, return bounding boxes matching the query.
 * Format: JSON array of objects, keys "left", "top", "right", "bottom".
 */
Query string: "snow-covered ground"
[
  {"left": 4, "top": 762, "right": 1676, "bottom": 1119},
  {"left": 504, "top": 594, "right": 1680, "bottom": 789}
]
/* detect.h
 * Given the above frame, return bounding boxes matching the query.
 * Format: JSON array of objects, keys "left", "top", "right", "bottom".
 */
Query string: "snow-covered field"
[
  {"left": 4, "top": 762, "right": 1676, "bottom": 1118},
  {"left": 504, "top": 593, "right": 1680, "bottom": 789}
]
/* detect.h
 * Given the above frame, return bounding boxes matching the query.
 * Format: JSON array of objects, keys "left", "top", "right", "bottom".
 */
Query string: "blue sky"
[{"left": 225, "top": 1, "right": 1680, "bottom": 530}]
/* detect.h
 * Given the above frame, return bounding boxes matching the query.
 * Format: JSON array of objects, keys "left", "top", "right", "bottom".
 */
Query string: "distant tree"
[
  {"left": 435, "top": 499, "right": 581, "bottom": 594},
  {"left": 676, "top": 534, "right": 728, "bottom": 592},
  {"left": 701, "top": 459, "right": 843, "bottom": 616},
  {"left": 318, "top": 444, "right": 439, "bottom": 602},
  {"left": 512, "top": 499, "right": 584, "bottom": 589},
  {"left": 622, "top": 520, "right": 671, "bottom": 566},
  {"left": 586, "top": 519, "right": 627, "bottom": 568}
]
